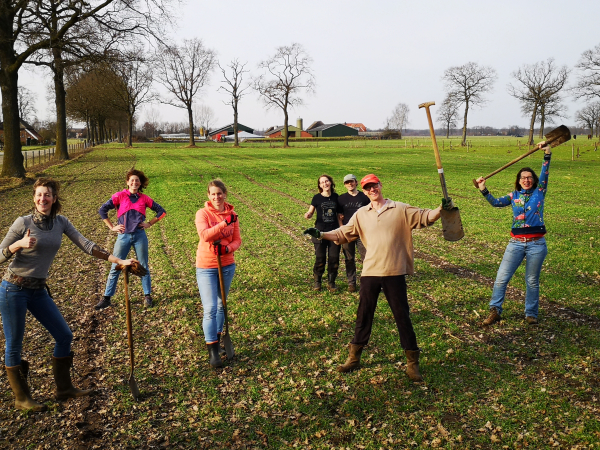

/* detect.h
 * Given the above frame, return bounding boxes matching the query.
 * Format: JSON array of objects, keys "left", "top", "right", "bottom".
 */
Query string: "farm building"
[
  {"left": 208, "top": 123, "right": 255, "bottom": 141},
  {"left": 344, "top": 123, "right": 367, "bottom": 132},
  {"left": 306, "top": 121, "right": 359, "bottom": 138},
  {"left": 264, "top": 118, "right": 312, "bottom": 138},
  {"left": 0, "top": 119, "right": 43, "bottom": 144}
]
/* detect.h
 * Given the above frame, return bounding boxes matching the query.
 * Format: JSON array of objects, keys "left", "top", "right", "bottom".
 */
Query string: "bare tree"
[
  {"left": 144, "top": 105, "right": 161, "bottom": 138},
  {"left": 508, "top": 58, "right": 569, "bottom": 145},
  {"left": 17, "top": 86, "right": 37, "bottom": 123},
  {"left": 0, "top": 0, "right": 174, "bottom": 177},
  {"left": 436, "top": 96, "right": 460, "bottom": 138},
  {"left": 254, "top": 43, "right": 315, "bottom": 148},
  {"left": 155, "top": 38, "right": 216, "bottom": 147},
  {"left": 388, "top": 103, "right": 409, "bottom": 138},
  {"left": 575, "top": 102, "right": 600, "bottom": 137},
  {"left": 442, "top": 62, "right": 497, "bottom": 146},
  {"left": 193, "top": 104, "right": 216, "bottom": 138},
  {"left": 107, "top": 51, "right": 155, "bottom": 147},
  {"left": 573, "top": 43, "right": 600, "bottom": 102},
  {"left": 521, "top": 94, "right": 568, "bottom": 138},
  {"left": 218, "top": 59, "right": 250, "bottom": 147}
]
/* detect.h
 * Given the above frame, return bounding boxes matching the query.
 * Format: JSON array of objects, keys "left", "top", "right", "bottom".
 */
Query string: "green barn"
[{"left": 306, "top": 121, "right": 359, "bottom": 138}]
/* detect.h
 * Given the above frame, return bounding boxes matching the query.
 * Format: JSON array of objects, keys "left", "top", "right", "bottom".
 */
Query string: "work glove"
[
  {"left": 115, "top": 260, "right": 148, "bottom": 277},
  {"left": 224, "top": 213, "right": 238, "bottom": 226},
  {"left": 212, "top": 242, "right": 230, "bottom": 255},
  {"left": 303, "top": 228, "right": 323, "bottom": 239},
  {"left": 441, "top": 197, "right": 455, "bottom": 211}
]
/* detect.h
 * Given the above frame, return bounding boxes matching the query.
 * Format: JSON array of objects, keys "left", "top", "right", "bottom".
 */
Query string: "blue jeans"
[
  {"left": 489, "top": 238, "right": 548, "bottom": 318},
  {"left": 0, "top": 280, "right": 73, "bottom": 366},
  {"left": 196, "top": 263, "right": 236, "bottom": 343},
  {"left": 104, "top": 229, "right": 151, "bottom": 296}
]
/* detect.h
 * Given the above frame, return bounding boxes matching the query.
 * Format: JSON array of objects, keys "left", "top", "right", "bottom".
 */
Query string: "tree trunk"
[
  {"left": 527, "top": 103, "right": 538, "bottom": 146},
  {"left": 126, "top": 113, "right": 133, "bottom": 147},
  {"left": 283, "top": 100, "right": 289, "bottom": 148},
  {"left": 187, "top": 105, "right": 195, "bottom": 147},
  {"left": 52, "top": 47, "right": 69, "bottom": 160},
  {"left": 538, "top": 104, "right": 546, "bottom": 139},
  {"left": 446, "top": 123, "right": 450, "bottom": 139},
  {"left": 233, "top": 100, "right": 239, "bottom": 147},
  {"left": 460, "top": 103, "right": 469, "bottom": 146},
  {"left": 0, "top": 41, "right": 26, "bottom": 177}
]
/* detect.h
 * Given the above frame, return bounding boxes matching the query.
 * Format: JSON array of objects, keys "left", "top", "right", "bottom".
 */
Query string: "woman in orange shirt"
[{"left": 195, "top": 179, "right": 241, "bottom": 367}]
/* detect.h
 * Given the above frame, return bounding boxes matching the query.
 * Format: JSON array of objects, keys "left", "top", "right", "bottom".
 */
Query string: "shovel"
[
  {"left": 123, "top": 267, "right": 140, "bottom": 401},
  {"left": 419, "top": 101, "right": 465, "bottom": 241},
  {"left": 472, "top": 125, "right": 571, "bottom": 187},
  {"left": 216, "top": 251, "right": 235, "bottom": 360}
]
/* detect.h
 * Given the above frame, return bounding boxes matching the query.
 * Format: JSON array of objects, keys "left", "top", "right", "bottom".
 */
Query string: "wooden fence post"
[{"left": 571, "top": 142, "right": 574, "bottom": 161}]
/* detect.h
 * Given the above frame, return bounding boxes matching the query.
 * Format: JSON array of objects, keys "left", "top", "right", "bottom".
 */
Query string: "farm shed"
[
  {"left": 265, "top": 125, "right": 312, "bottom": 138},
  {"left": 306, "top": 122, "right": 359, "bottom": 138},
  {"left": 208, "top": 123, "right": 255, "bottom": 141}
]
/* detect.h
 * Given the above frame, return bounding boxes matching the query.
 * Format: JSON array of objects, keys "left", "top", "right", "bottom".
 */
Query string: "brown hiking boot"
[
  {"left": 526, "top": 316, "right": 539, "bottom": 325},
  {"left": 337, "top": 344, "right": 364, "bottom": 373},
  {"left": 6, "top": 360, "right": 47, "bottom": 411},
  {"left": 482, "top": 307, "right": 501, "bottom": 326},
  {"left": 405, "top": 349, "right": 424, "bottom": 382},
  {"left": 348, "top": 283, "right": 356, "bottom": 293}
]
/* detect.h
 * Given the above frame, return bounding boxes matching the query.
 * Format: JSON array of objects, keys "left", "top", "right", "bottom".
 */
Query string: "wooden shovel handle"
[
  {"left": 474, "top": 146, "right": 541, "bottom": 188},
  {"left": 124, "top": 267, "right": 135, "bottom": 371},
  {"left": 419, "top": 101, "right": 450, "bottom": 200}
]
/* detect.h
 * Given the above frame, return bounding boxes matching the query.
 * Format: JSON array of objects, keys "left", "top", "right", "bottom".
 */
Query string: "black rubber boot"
[
  {"left": 327, "top": 273, "right": 337, "bottom": 291},
  {"left": 94, "top": 296, "right": 111, "bottom": 310},
  {"left": 313, "top": 275, "right": 322, "bottom": 291},
  {"left": 52, "top": 352, "right": 93, "bottom": 400},
  {"left": 207, "top": 343, "right": 223, "bottom": 368}
]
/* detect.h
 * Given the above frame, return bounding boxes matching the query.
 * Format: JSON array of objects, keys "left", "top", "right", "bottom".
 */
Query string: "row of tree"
[{"left": 388, "top": 47, "right": 600, "bottom": 146}]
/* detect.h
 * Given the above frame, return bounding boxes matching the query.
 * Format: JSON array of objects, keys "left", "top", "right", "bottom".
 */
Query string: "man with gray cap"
[
  {"left": 337, "top": 174, "right": 370, "bottom": 292},
  {"left": 304, "top": 174, "right": 443, "bottom": 382}
]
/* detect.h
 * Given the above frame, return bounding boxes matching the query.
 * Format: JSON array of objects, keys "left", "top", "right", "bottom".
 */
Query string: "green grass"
[{"left": 2, "top": 138, "right": 599, "bottom": 449}]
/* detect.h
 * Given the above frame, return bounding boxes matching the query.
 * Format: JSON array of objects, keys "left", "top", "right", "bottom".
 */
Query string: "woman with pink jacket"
[{"left": 195, "top": 179, "right": 241, "bottom": 367}]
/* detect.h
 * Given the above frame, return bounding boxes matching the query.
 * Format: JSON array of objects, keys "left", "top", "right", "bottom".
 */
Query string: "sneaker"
[
  {"left": 348, "top": 283, "right": 357, "bottom": 293},
  {"left": 144, "top": 295, "right": 153, "bottom": 308},
  {"left": 526, "top": 316, "right": 538, "bottom": 325},
  {"left": 94, "top": 296, "right": 111, "bottom": 310},
  {"left": 482, "top": 307, "right": 501, "bottom": 326}
]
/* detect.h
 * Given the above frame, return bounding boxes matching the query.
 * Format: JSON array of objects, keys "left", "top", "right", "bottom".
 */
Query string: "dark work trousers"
[
  {"left": 313, "top": 239, "right": 340, "bottom": 282},
  {"left": 341, "top": 238, "right": 366, "bottom": 284},
  {"left": 351, "top": 275, "right": 418, "bottom": 350}
]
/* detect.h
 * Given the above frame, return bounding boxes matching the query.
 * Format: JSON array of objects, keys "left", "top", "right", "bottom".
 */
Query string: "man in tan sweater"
[{"left": 304, "top": 174, "right": 442, "bottom": 381}]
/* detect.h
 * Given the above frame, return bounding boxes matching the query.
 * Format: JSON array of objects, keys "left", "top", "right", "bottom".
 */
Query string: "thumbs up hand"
[{"left": 20, "top": 229, "right": 37, "bottom": 249}]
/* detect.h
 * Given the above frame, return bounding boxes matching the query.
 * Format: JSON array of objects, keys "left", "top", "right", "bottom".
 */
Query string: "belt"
[
  {"left": 3, "top": 270, "right": 47, "bottom": 290},
  {"left": 511, "top": 236, "right": 543, "bottom": 243}
]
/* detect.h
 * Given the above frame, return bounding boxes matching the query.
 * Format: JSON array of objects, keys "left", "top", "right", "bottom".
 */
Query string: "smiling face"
[
  {"left": 34, "top": 186, "right": 57, "bottom": 215},
  {"left": 519, "top": 171, "right": 534, "bottom": 190},
  {"left": 344, "top": 179, "right": 357, "bottom": 192},
  {"left": 208, "top": 185, "right": 226, "bottom": 210},
  {"left": 362, "top": 182, "right": 383, "bottom": 203},
  {"left": 127, "top": 175, "right": 141, "bottom": 193},
  {"left": 318, "top": 176, "right": 332, "bottom": 193}
]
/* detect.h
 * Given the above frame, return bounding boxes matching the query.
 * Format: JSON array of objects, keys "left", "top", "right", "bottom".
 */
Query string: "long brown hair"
[
  {"left": 515, "top": 167, "right": 538, "bottom": 191},
  {"left": 317, "top": 174, "right": 336, "bottom": 194},
  {"left": 33, "top": 177, "right": 62, "bottom": 218}
]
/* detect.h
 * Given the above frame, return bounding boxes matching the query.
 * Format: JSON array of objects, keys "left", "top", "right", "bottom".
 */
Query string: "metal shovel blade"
[
  {"left": 440, "top": 207, "right": 465, "bottom": 241},
  {"left": 222, "top": 328, "right": 235, "bottom": 361},
  {"left": 129, "top": 373, "right": 140, "bottom": 401},
  {"left": 544, "top": 125, "right": 571, "bottom": 148}
]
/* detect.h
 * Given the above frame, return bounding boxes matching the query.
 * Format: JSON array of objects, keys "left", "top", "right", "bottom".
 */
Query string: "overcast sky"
[{"left": 17, "top": 0, "right": 600, "bottom": 131}]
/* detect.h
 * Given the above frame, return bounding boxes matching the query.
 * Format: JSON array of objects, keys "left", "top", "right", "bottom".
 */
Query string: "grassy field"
[{"left": 0, "top": 138, "right": 599, "bottom": 449}]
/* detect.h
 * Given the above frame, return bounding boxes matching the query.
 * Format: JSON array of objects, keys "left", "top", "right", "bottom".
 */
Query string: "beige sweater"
[{"left": 332, "top": 200, "right": 434, "bottom": 277}]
